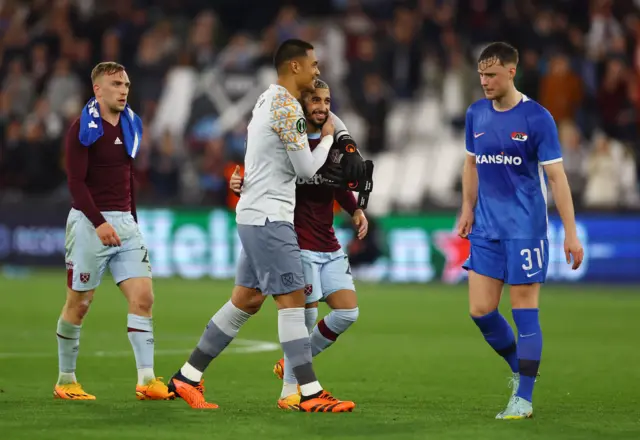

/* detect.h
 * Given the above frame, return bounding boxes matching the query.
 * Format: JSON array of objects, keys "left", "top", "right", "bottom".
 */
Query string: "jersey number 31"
[{"left": 520, "top": 247, "right": 542, "bottom": 271}]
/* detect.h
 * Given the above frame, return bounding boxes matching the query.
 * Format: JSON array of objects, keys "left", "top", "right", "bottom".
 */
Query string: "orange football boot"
[
  {"left": 53, "top": 383, "right": 96, "bottom": 400},
  {"left": 299, "top": 391, "right": 355, "bottom": 413},
  {"left": 135, "top": 378, "right": 175, "bottom": 400},
  {"left": 170, "top": 378, "right": 218, "bottom": 409},
  {"left": 277, "top": 393, "right": 301, "bottom": 411},
  {"left": 273, "top": 358, "right": 285, "bottom": 379}
]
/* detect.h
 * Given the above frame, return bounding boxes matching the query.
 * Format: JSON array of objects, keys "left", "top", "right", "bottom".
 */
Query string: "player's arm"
[
  {"left": 536, "top": 110, "right": 584, "bottom": 269},
  {"left": 328, "top": 111, "right": 367, "bottom": 181},
  {"left": 65, "top": 121, "right": 107, "bottom": 228},
  {"left": 545, "top": 162, "right": 575, "bottom": 229},
  {"left": 286, "top": 134, "right": 333, "bottom": 179},
  {"left": 334, "top": 189, "right": 357, "bottom": 215},
  {"left": 462, "top": 155, "right": 478, "bottom": 211},
  {"left": 335, "top": 189, "right": 368, "bottom": 240},
  {"left": 273, "top": 107, "right": 333, "bottom": 179},
  {"left": 462, "top": 106, "right": 478, "bottom": 211},
  {"left": 330, "top": 112, "right": 349, "bottom": 139},
  {"left": 458, "top": 107, "right": 477, "bottom": 238}
]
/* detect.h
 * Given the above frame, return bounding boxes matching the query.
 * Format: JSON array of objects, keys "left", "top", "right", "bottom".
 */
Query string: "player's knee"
[
  {"left": 469, "top": 304, "right": 496, "bottom": 318},
  {"left": 325, "top": 289, "right": 358, "bottom": 310},
  {"left": 73, "top": 300, "right": 92, "bottom": 320},
  {"left": 510, "top": 284, "right": 540, "bottom": 309},
  {"left": 64, "top": 290, "right": 93, "bottom": 321},
  {"left": 469, "top": 290, "right": 501, "bottom": 317},
  {"left": 231, "top": 286, "right": 264, "bottom": 315},
  {"left": 331, "top": 307, "right": 359, "bottom": 332},
  {"left": 119, "top": 277, "right": 154, "bottom": 314},
  {"left": 242, "top": 295, "right": 265, "bottom": 315},
  {"left": 129, "top": 290, "right": 154, "bottom": 314}
]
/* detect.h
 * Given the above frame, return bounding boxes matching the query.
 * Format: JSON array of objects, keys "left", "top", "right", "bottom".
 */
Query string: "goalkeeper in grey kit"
[
  {"left": 230, "top": 78, "right": 374, "bottom": 410},
  {"left": 168, "top": 39, "right": 368, "bottom": 412}
]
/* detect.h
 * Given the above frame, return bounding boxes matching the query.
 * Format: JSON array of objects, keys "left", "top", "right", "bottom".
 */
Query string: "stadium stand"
[{"left": 1, "top": 0, "right": 639, "bottom": 214}]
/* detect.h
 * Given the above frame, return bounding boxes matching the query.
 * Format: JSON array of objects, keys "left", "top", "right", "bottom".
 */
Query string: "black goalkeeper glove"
[
  {"left": 320, "top": 159, "right": 374, "bottom": 209},
  {"left": 336, "top": 133, "right": 367, "bottom": 182}
]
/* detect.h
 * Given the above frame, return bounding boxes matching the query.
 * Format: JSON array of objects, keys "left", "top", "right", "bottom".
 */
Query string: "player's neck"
[
  {"left": 277, "top": 76, "right": 302, "bottom": 99},
  {"left": 492, "top": 87, "right": 522, "bottom": 112},
  {"left": 97, "top": 99, "right": 121, "bottom": 126},
  {"left": 102, "top": 112, "right": 120, "bottom": 126}
]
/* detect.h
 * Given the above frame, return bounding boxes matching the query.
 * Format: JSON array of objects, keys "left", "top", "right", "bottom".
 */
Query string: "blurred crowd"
[{"left": 1, "top": 0, "right": 639, "bottom": 211}]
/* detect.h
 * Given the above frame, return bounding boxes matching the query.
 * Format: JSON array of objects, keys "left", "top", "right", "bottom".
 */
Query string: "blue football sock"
[
  {"left": 472, "top": 309, "right": 519, "bottom": 373},
  {"left": 512, "top": 308, "right": 542, "bottom": 403}
]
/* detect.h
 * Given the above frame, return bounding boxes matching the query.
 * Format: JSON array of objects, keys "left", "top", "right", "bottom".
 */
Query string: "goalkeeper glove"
[
  {"left": 336, "top": 133, "right": 367, "bottom": 182},
  {"left": 321, "top": 159, "right": 374, "bottom": 209}
]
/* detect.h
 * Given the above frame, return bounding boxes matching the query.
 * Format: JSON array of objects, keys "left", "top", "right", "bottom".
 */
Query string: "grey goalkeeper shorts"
[{"left": 235, "top": 219, "right": 305, "bottom": 295}]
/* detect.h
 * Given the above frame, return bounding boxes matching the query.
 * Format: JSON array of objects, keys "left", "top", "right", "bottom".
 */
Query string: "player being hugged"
[
  {"left": 167, "top": 40, "right": 359, "bottom": 412},
  {"left": 458, "top": 42, "right": 584, "bottom": 420},
  {"left": 55, "top": 62, "right": 173, "bottom": 401},
  {"left": 230, "top": 79, "right": 372, "bottom": 411}
]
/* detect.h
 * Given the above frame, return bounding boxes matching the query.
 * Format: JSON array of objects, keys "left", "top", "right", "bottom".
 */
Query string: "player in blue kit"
[{"left": 458, "top": 42, "right": 584, "bottom": 420}]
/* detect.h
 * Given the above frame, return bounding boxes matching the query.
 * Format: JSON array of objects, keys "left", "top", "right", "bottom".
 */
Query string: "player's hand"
[
  {"left": 564, "top": 234, "right": 584, "bottom": 270},
  {"left": 336, "top": 134, "right": 366, "bottom": 182},
  {"left": 230, "top": 165, "right": 243, "bottom": 196},
  {"left": 96, "top": 222, "right": 121, "bottom": 247},
  {"left": 352, "top": 209, "right": 368, "bottom": 240},
  {"left": 321, "top": 114, "right": 335, "bottom": 138},
  {"left": 457, "top": 209, "right": 474, "bottom": 239}
]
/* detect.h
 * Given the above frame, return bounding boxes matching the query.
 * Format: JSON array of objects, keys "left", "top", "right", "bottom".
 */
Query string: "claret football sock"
[
  {"left": 278, "top": 307, "right": 322, "bottom": 398},
  {"left": 56, "top": 318, "right": 82, "bottom": 385},
  {"left": 280, "top": 308, "right": 359, "bottom": 397},
  {"left": 181, "top": 300, "right": 251, "bottom": 381},
  {"left": 127, "top": 314, "right": 156, "bottom": 385},
  {"left": 512, "top": 308, "right": 542, "bottom": 403},
  {"left": 309, "top": 308, "right": 359, "bottom": 356},
  {"left": 472, "top": 309, "right": 519, "bottom": 373}
]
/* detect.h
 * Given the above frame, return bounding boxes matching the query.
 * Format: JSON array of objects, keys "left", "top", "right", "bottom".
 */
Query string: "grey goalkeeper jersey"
[{"left": 236, "top": 84, "right": 348, "bottom": 226}]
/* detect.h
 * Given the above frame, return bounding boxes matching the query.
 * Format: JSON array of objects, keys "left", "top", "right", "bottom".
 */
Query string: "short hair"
[
  {"left": 91, "top": 62, "right": 125, "bottom": 84},
  {"left": 478, "top": 42, "right": 519, "bottom": 67},
  {"left": 273, "top": 39, "right": 314, "bottom": 71},
  {"left": 314, "top": 78, "right": 329, "bottom": 90}
]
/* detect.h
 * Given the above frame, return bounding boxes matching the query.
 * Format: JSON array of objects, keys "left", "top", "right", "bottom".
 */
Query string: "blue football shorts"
[{"left": 462, "top": 237, "right": 549, "bottom": 285}]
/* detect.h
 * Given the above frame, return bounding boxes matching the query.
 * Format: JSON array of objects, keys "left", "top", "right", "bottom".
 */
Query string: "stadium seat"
[
  {"left": 151, "top": 67, "right": 198, "bottom": 141},
  {"left": 365, "top": 151, "right": 399, "bottom": 216},
  {"left": 396, "top": 148, "right": 430, "bottom": 211}
]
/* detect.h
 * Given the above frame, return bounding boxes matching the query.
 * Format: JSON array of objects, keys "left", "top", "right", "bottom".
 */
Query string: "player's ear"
[{"left": 291, "top": 60, "right": 299, "bottom": 74}]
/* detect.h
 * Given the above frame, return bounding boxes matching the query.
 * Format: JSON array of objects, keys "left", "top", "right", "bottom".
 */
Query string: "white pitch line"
[{"left": 0, "top": 338, "right": 279, "bottom": 359}]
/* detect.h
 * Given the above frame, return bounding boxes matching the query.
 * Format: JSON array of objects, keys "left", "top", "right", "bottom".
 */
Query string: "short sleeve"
[
  {"left": 535, "top": 109, "right": 563, "bottom": 165},
  {"left": 269, "top": 92, "right": 309, "bottom": 152},
  {"left": 465, "top": 106, "right": 475, "bottom": 156}
]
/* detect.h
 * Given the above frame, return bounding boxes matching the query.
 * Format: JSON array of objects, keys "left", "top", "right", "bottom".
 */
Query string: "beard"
[{"left": 304, "top": 109, "right": 328, "bottom": 130}]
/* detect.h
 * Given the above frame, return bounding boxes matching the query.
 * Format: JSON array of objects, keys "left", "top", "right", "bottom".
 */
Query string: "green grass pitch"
[{"left": 1, "top": 272, "right": 639, "bottom": 439}]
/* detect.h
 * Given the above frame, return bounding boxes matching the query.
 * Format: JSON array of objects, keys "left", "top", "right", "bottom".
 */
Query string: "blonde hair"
[{"left": 91, "top": 62, "right": 125, "bottom": 84}]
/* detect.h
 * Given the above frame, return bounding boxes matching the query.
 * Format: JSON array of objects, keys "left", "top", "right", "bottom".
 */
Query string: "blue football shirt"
[{"left": 465, "top": 95, "right": 563, "bottom": 240}]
